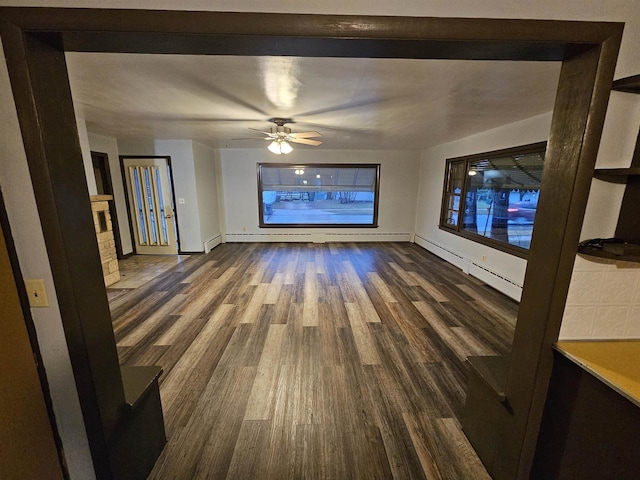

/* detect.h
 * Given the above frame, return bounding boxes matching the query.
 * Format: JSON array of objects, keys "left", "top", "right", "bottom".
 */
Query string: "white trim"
[
  {"left": 225, "top": 232, "right": 412, "bottom": 243},
  {"left": 414, "top": 234, "right": 523, "bottom": 301},
  {"left": 203, "top": 234, "right": 222, "bottom": 253}
]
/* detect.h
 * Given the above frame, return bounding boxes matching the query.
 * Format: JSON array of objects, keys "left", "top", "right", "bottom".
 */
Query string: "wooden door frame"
[
  {"left": 119, "top": 155, "right": 181, "bottom": 255},
  {"left": 0, "top": 8, "right": 623, "bottom": 479},
  {"left": 91, "top": 150, "right": 125, "bottom": 259}
]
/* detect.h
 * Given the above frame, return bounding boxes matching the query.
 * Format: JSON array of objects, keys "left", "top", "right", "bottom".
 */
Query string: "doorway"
[
  {"left": 0, "top": 9, "right": 622, "bottom": 480},
  {"left": 91, "top": 151, "right": 124, "bottom": 259},
  {"left": 121, "top": 156, "right": 179, "bottom": 255}
]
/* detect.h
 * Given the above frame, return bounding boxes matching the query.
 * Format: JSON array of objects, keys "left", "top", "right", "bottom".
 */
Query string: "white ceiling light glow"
[
  {"left": 260, "top": 57, "right": 301, "bottom": 109},
  {"left": 280, "top": 141, "right": 293, "bottom": 154},
  {"left": 268, "top": 139, "right": 293, "bottom": 155}
]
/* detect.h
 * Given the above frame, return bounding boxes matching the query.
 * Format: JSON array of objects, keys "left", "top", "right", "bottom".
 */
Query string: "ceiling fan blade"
[
  {"left": 289, "top": 131, "right": 322, "bottom": 139},
  {"left": 289, "top": 138, "right": 323, "bottom": 146},
  {"left": 294, "top": 97, "right": 391, "bottom": 117},
  {"left": 293, "top": 121, "right": 373, "bottom": 135},
  {"left": 231, "top": 137, "right": 270, "bottom": 141},
  {"left": 249, "top": 128, "right": 274, "bottom": 135},
  {"left": 154, "top": 117, "right": 262, "bottom": 123}
]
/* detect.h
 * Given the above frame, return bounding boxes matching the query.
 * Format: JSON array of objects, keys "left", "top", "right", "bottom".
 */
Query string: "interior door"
[
  {"left": 123, "top": 157, "right": 178, "bottom": 255},
  {"left": 0, "top": 217, "right": 64, "bottom": 479}
]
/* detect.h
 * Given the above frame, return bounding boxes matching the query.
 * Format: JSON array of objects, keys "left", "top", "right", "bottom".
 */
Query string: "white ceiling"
[{"left": 66, "top": 53, "right": 561, "bottom": 151}]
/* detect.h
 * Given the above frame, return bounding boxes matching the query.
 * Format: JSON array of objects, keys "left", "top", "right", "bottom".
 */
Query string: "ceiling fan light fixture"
[
  {"left": 267, "top": 140, "right": 282, "bottom": 154},
  {"left": 280, "top": 141, "right": 293, "bottom": 155},
  {"left": 267, "top": 139, "right": 293, "bottom": 155},
  {"left": 237, "top": 119, "right": 319, "bottom": 152}
]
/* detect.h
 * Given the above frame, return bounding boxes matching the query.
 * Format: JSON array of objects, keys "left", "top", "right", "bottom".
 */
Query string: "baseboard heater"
[
  {"left": 203, "top": 235, "right": 222, "bottom": 253},
  {"left": 224, "top": 232, "right": 412, "bottom": 243},
  {"left": 414, "top": 234, "right": 523, "bottom": 301}
]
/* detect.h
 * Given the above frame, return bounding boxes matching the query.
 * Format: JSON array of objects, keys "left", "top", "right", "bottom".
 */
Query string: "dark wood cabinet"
[{"left": 532, "top": 351, "right": 640, "bottom": 480}]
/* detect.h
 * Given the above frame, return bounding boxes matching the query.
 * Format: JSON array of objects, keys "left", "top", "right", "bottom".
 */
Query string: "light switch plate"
[
  {"left": 24, "top": 279, "right": 50, "bottom": 307},
  {"left": 178, "top": 198, "right": 185, "bottom": 204}
]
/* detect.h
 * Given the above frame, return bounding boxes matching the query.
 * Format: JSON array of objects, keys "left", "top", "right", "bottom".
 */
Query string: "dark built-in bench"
[
  {"left": 109, "top": 365, "right": 166, "bottom": 480},
  {"left": 462, "top": 355, "right": 510, "bottom": 475}
]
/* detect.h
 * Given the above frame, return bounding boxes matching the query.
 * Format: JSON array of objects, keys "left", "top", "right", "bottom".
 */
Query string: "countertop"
[{"left": 554, "top": 341, "right": 640, "bottom": 408}]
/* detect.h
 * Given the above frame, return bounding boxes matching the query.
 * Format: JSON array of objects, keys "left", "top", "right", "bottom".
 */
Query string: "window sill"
[{"left": 438, "top": 224, "right": 529, "bottom": 259}]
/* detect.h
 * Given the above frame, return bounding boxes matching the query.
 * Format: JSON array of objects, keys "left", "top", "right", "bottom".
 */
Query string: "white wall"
[
  {"left": 220, "top": 149, "right": 420, "bottom": 242},
  {"left": 87, "top": 132, "right": 134, "bottom": 255},
  {"left": 154, "top": 140, "right": 203, "bottom": 252},
  {"left": 76, "top": 115, "right": 97, "bottom": 195},
  {"left": 559, "top": 88, "right": 640, "bottom": 340},
  {"left": 117, "top": 138, "right": 205, "bottom": 252},
  {"left": 414, "top": 113, "right": 553, "bottom": 300},
  {"left": 193, "top": 141, "right": 222, "bottom": 249}
]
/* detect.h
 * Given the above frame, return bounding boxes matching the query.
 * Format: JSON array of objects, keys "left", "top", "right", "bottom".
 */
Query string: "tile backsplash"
[{"left": 559, "top": 254, "right": 640, "bottom": 340}]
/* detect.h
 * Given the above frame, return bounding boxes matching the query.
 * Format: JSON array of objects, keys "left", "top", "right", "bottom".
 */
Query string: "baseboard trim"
[
  {"left": 204, "top": 235, "right": 222, "bottom": 253},
  {"left": 414, "top": 234, "right": 523, "bottom": 301},
  {"left": 224, "top": 232, "right": 412, "bottom": 243}
]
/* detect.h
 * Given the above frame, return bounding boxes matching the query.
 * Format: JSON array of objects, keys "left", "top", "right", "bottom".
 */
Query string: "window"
[
  {"left": 258, "top": 163, "right": 380, "bottom": 227},
  {"left": 439, "top": 142, "right": 546, "bottom": 256}
]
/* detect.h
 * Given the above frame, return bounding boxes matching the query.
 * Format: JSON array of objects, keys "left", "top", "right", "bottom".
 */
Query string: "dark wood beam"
[
  {"left": 0, "top": 8, "right": 618, "bottom": 60},
  {"left": 0, "top": 25, "right": 125, "bottom": 480},
  {"left": 506, "top": 31, "right": 622, "bottom": 479}
]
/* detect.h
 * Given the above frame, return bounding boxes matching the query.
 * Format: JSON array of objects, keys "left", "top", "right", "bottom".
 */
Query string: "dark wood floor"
[{"left": 108, "top": 242, "right": 517, "bottom": 479}]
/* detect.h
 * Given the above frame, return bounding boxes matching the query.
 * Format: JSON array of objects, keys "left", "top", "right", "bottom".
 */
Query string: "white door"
[{"left": 123, "top": 157, "right": 178, "bottom": 255}]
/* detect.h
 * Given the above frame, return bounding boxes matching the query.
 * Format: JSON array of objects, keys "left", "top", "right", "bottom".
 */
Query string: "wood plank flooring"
[{"left": 108, "top": 242, "right": 517, "bottom": 479}]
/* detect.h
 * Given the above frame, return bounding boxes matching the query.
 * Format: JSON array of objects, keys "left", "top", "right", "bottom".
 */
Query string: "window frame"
[
  {"left": 438, "top": 141, "right": 547, "bottom": 258},
  {"left": 257, "top": 163, "right": 381, "bottom": 228}
]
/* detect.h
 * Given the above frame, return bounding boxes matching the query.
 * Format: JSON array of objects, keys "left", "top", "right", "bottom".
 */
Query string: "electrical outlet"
[
  {"left": 242, "top": 227, "right": 246, "bottom": 232},
  {"left": 481, "top": 255, "right": 487, "bottom": 263},
  {"left": 24, "top": 279, "right": 50, "bottom": 307}
]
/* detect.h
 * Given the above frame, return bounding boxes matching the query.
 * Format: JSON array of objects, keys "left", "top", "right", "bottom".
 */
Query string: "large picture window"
[
  {"left": 258, "top": 163, "right": 380, "bottom": 227},
  {"left": 440, "top": 142, "right": 546, "bottom": 257}
]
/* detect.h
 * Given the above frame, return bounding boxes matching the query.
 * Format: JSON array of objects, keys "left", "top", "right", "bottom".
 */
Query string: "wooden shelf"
[
  {"left": 577, "top": 246, "right": 640, "bottom": 263},
  {"left": 612, "top": 74, "right": 640, "bottom": 94},
  {"left": 593, "top": 168, "right": 640, "bottom": 184}
]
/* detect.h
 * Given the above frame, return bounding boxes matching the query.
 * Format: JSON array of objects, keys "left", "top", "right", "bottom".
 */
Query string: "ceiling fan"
[{"left": 233, "top": 118, "right": 323, "bottom": 154}]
